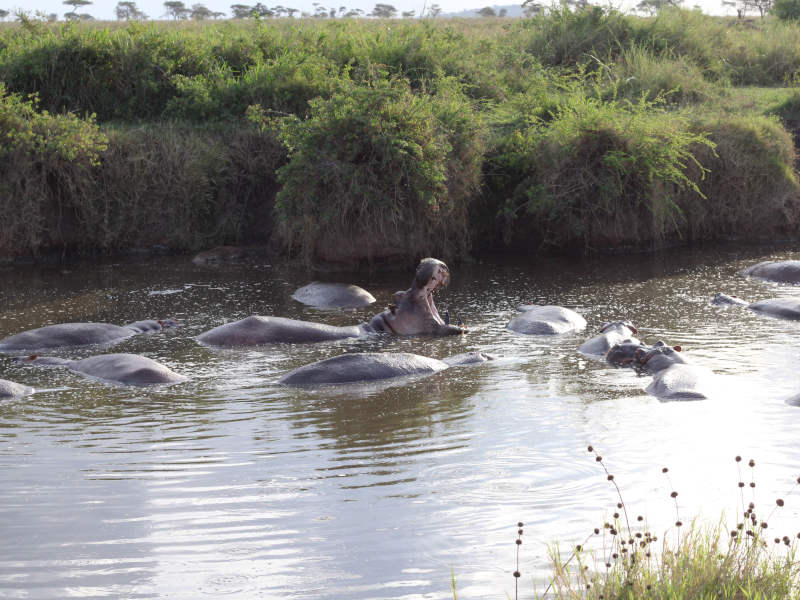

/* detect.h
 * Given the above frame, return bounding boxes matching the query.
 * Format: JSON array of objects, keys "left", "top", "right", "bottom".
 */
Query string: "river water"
[{"left": 1, "top": 245, "right": 800, "bottom": 599}]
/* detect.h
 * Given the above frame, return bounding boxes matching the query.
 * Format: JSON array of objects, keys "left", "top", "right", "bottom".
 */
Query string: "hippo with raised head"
[
  {"left": 507, "top": 305, "right": 587, "bottom": 335},
  {"left": 292, "top": 282, "right": 376, "bottom": 309},
  {"left": 579, "top": 321, "right": 639, "bottom": 357},
  {"left": 279, "top": 351, "right": 493, "bottom": 385},
  {"left": 740, "top": 260, "right": 800, "bottom": 284},
  {"left": 632, "top": 343, "right": 713, "bottom": 401},
  {"left": 0, "top": 319, "right": 178, "bottom": 352},
  {"left": 198, "top": 258, "right": 464, "bottom": 347},
  {"left": 607, "top": 340, "right": 712, "bottom": 401},
  {"left": 712, "top": 293, "right": 800, "bottom": 320},
  {"left": 16, "top": 353, "right": 187, "bottom": 386},
  {"left": 0, "top": 378, "right": 34, "bottom": 398}
]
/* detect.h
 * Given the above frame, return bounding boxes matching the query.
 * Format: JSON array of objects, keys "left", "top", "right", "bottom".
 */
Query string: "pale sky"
[{"left": 2, "top": 0, "right": 733, "bottom": 22}]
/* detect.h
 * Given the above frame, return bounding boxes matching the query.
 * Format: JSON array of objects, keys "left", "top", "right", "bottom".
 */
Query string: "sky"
[{"left": 1, "top": 0, "right": 733, "bottom": 22}]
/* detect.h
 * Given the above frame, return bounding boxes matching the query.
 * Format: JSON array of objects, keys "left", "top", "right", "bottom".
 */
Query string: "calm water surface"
[{"left": 2, "top": 246, "right": 800, "bottom": 599}]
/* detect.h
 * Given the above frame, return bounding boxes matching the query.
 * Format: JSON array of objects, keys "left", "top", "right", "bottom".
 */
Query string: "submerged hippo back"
[
  {"left": 0, "top": 323, "right": 134, "bottom": 352},
  {"left": 69, "top": 354, "right": 187, "bottom": 385},
  {"left": 198, "top": 316, "right": 365, "bottom": 346},
  {"left": 280, "top": 352, "right": 449, "bottom": 384}
]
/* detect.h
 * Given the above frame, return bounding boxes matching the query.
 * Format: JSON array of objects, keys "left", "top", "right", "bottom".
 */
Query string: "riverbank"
[{"left": 3, "top": 11, "right": 800, "bottom": 268}]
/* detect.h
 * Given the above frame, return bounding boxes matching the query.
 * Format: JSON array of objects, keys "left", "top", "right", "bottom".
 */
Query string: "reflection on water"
[{"left": 2, "top": 245, "right": 800, "bottom": 598}]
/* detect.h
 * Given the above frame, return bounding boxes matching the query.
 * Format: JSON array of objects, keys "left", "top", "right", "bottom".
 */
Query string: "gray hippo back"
[
  {"left": 198, "top": 316, "right": 366, "bottom": 346},
  {"left": 279, "top": 351, "right": 493, "bottom": 385},
  {"left": 292, "top": 282, "right": 376, "bottom": 309},
  {"left": 0, "top": 319, "right": 177, "bottom": 352},
  {"left": 740, "top": 260, "right": 800, "bottom": 284},
  {"left": 17, "top": 353, "right": 187, "bottom": 386},
  {"left": 507, "top": 305, "right": 587, "bottom": 335},
  {"left": 579, "top": 321, "right": 638, "bottom": 357}
]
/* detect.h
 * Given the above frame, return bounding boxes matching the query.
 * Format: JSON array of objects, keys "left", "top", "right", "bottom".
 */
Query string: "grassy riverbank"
[
  {"left": 3, "top": 11, "right": 800, "bottom": 266},
  {"left": 509, "top": 451, "right": 800, "bottom": 599}
]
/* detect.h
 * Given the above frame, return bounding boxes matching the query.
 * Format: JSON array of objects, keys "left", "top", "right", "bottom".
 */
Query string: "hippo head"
[
  {"left": 633, "top": 341, "right": 686, "bottom": 374},
  {"left": 606, "top": 339, "right": 647, "bottom": 366},
  {"left": 369, "top": 258, "right": 465, "bottom": 336}
]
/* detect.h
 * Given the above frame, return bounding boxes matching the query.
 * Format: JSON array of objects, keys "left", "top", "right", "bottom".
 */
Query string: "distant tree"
[
  {"left": 773, "top": 0, "right": 800, "bottom": 18},
  {"left": 163, "top": 0, "right": 190, "bottom": 18},
  {"left": 0, "top": 8, "right": 8, "bottom": 19},
  {"left": 342, "top": 7, "right": 363, "bottom": 15},
  {"left": 634, "top": 0, "right": 682, "bottom": 13},
  {"left": 47, "top": 12, "right": 59, "bottom": 20},
  {"left": 115, "top": 1, "right": 147, "bottom": 19},
  {"left": 401, "top": 9, "right": 415, "bottom": 16},
  {"left": 737, "top": 0, "right": 772, "bottom": 15},
  {"left": 426, "top": 2, "right": 441, "bottom": 15},
  {"left": 190, "top": 3, "right": 213, "bottom": 18},
  {"left": 285, "top": 7, "right": 299, "bottom": 15},
  {"left": 477, "top": 5, "right": 497, "bottom": 15},
  {"left": 499, "top": 7, "right": 507, "bottom": 15},
  {"left": 230, "top": 3, "right": 252, "bottom": 17},
  {"left": 371, "top": 2, "right": 397, "bottom": 16},
  {"left": 63, "top": 0, "right": 92, "bottom": 18},
  {"left": 212, "top": 9, "right": 225, "bottom": 16},
  {"left": 252, "top": 1, "right": 274, "bottom": 15}
]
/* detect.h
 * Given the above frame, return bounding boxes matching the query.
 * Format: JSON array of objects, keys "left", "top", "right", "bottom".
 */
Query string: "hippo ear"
[
  {"left": 673, "top": 346, "right": 682, "bottom": 352},
  {"left": 628, "top": 324, "right": 639, "bottom": 335},
  {"left": 28, "top": 354, "right": 38, "bottom": 360}
]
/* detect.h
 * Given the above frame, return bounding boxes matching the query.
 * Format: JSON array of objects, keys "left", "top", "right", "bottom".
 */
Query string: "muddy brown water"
[{"left": 2, "top": 246, "right": 800, "bottom": 599}]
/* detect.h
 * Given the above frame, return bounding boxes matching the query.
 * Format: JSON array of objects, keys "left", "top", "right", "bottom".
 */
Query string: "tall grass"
[{"left": 534, "top": 450, "right": 800, "bottom": 599}]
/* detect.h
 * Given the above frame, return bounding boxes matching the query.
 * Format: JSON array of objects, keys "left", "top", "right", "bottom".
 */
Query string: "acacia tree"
[
  {"left": 63, "top": 0, "right": 92, "bottom": 18},
  {"left": 230, "top": 3, "right": 252, "bottom": 16},
  {"left": 115, "top": 1, "right": 147, "bottom": 19},
  {"left": 190, "top": 3, "right": 213, "bottom": 18},
  {"left": 477, "top": 6, "right": 496, "bottom": 15},
  {"left": 163, "top": 0, "right": 190, "bottom": 18},
  {"left": 0, "top": 9, "right": 8, "bottom": 19},
  {"left": 371, "top": 3, "right": 397, "bottom": 16}
]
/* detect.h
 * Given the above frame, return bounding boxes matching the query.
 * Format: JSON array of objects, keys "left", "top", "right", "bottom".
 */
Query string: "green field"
[{"left": 2, "top": 9, "right": 800, "bottom": 266}]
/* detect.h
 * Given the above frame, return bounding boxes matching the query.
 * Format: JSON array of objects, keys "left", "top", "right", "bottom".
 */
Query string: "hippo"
[
  {"left": 198, "top": 258, "right": 464, "bottom": 347},
  {"left": 0, "top": 319, "right": 178, "bottom": 352},
  {"left": 710, "top": 293, "right": 749, "bottom": 307},
  {"left": 16, "top": 353, "right": 187, "bottom": 386},
  {"left": 0, "top": 378, "right": 34, "bottom": 398},
  {"left": 712, "top": 293, "right": 800, "bottom": 320},
  {"left": 631, "top": 343, "right": 712, "bottom": 401},
  {"left": 507, "top": 305, "right": 587, "bottom": 335},
  {"left": 279, "top": 351, "right": 493, "bottom": 385},
  {"left": 605, "top": 338, "right": 649, "bottom": 366},
  {"left": 740, "top": 260, "right": 800, "bottom": 284},
  {"left": 578, "top": 321, "right": 639, "bottom": 357},
  {"left": 292, "top": 282, "right": 376, "bottom": 309}
]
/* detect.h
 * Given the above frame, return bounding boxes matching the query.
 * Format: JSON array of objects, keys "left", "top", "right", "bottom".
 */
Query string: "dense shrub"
[
  {"left": 273, "top": 78, "right": 484, "bottom": 267},
  {"left": 487, "top": 89, "right": 714, "bottom": 251}
]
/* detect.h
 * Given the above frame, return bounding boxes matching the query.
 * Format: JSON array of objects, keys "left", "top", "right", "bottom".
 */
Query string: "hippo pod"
[
  {"left": 279, "top": 351, "right": 494, "bottom": 385},
  {"left": 292, "top": 282, "right": 376, "bottom": 309},
  {"left": 507, "top": 305, "right": 587, "bottom": 335},
  {"left": 578, "top": 321, "right": 638, "bottom": 357},
  {"left": 198, "top": 258, "right": 465, "bottom": 347},
  {"left": 740, "top": 260, "right": 800, "bottom": 284},
  {"left": 0, "top": 319, "right": 178, "bottom": 352},
  {"left": 0, "top": 378, "right": 34, "bottom": 398},
  {"left": 16, "top": 353, "right": 187, "bottom": 386}
]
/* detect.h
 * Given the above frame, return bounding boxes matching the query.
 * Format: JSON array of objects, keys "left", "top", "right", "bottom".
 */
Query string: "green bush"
[
  {"left": 273, "top": 78, "right": 484, "bottom": 267},
  {"left": 488, "top": 87, "right": 714, "bottom": 251},
  {"left": 773, "top": 0, "right": 800, "bottom": 21}
]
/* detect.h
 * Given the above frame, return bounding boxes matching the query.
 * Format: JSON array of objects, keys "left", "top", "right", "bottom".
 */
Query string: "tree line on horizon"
[{"left": 0, "top": 0, "right": 799, "bottom": 29}]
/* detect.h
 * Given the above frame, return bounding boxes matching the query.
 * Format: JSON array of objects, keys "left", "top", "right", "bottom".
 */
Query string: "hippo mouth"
[{"left": 419, "top": 262, "right": 450, "bottom": 325}]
